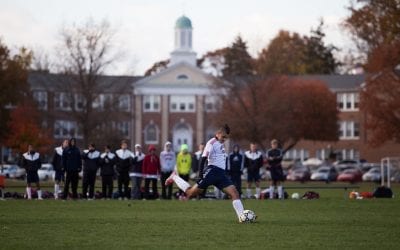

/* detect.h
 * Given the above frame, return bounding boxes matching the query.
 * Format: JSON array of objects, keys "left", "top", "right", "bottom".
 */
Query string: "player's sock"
[
  {"left": 54, "top": 184, "right": 59, "bottom": 199},
  {"left": 256, "top": 187, "right": 261, "bottom": 199},
  {"left": 278, "top": 186, "right": 283, "bottom": 199},
  {"left": 37, "top": 190, "right": 43, "bottom": 200},
  {"left": 26, "top": 187, "right": 32, "bottom": 200},
  {"left": 246, "top": 188, "right": 252, "bottom": 199},
  {"left": 269, "top": 186, "right": 274, "bottom": 199},
  {"left": 172, "top": 175, "right": 191, "bottom": 192},
  {"left": 232, "top": 199, "right": 244, "bottom": 219}
]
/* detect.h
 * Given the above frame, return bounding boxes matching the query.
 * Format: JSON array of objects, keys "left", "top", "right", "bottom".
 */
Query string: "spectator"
[
  {"left": 81, "top": 143, "right": 100, "bottom": 200},
  {"left": 21, "top": 144, "right": 42, "bottom": 200},
  {"left": 176, "top": 144, "right": 192, "bottom": 198},
  {"left": 160, "top": 141, "right": 176, "bottom": 199},
  {"left": 192, "top": 142, "right": 205, "bottom": 177},
  {"left": 244, "top": 143, "right": 264, "bottom": 199},
  {"left": 51, "top": 139, "right": 68, "bottom": 199},
  {"left": 130, "top": 144, "right": 145, "bottom": 200},
  {"left": 115, "top": 140, "right": 134, "bottom": 200},
  {"left": 100, "top": 145, "right": 116, "bottom": 199},
  {"left": 228, "top": 144, "right": 244, "bottom": 198},
  {"left": 266, "top": 139, "right": 285, "bottom": 199},
  {"left": 62, "top": 138, "right": 82, "bottom": 200},
  {"left": 142, "top": 145, "right": 160, "bottom": 199}
]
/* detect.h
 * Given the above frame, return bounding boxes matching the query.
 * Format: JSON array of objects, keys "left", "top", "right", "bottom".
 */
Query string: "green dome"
[{"left": 175, "top": 15, "right": 192, "bottom": 29}]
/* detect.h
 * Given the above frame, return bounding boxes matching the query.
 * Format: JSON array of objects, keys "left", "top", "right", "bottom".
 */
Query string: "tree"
[
  {"left": 256, "top": 23, "right": 340, "bottom": 75},
  {"left": 344, "top": 0, "right": 400, "bottom": 145},
  {"left": 55, "top": 18, "right": 130, "bottom": 147},
  {"left": 144, "top": 59, "right": 170, "bottom": 76},
  {"left": 0, "top": 40, "right": 32, "bottom": 143},
  {"left": 212, "top": 76, "right": 338, "bottom": 149},
  {"left": 198, "top": 48, "right": 227, "bottom": 77},
  {"left": 5, "top": 100, "right": 53, "bottom": 154}
]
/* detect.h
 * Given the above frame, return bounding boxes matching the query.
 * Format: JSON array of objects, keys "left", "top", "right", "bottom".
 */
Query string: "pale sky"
[{"left": 0, "top": 0, "right": 353, "bottom": 75}]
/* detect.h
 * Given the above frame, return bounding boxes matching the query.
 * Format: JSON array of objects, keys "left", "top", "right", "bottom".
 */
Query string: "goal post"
[{"left": 381, "top": 157, "right": 400, "bottom": 188}]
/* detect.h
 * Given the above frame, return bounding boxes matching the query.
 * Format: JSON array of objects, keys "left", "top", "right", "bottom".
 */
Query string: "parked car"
[
  {"left": 1, "top": 164, "right": 26, "bottom": 179},
  {"left": 286, "top": 167, "right": 311, "bottom": 182},
  {"left": 334, "top": 160, "right": 363, "bottom": 172},
  {"left": 391, "top": 170, "right": 400, "bottom": 183},
  {"left": 337, "top": 168, "right": 363, "bottom": 183},
  {"left": 310, "top": 166, "right": 338, "bottom": 182},
  {"left": 360, "top": 163, "right": 380, "bottom": 173},
  {"left": 362, "top": 167, "right": 381, "bottom": 182},
  {"left": 38, "top": 163, "right": 55, "bottom": 181}
]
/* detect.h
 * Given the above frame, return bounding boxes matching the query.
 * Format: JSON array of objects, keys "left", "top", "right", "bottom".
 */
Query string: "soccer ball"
[
  {"left": 291, "top": 193, "right": 300, "bottom": 199},
  {"left": 240, "top": 210, "right": 257, "bottom": 223}
]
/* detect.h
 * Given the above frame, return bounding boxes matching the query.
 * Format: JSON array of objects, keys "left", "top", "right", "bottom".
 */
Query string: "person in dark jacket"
[
  {"left": 115, "top": 140, "right": 133, "bottom": 200},
  {"left": 82, "top": 143, "right": 100, "bottom": 200},
  {"left": 244, "top": 143, "right": 264, "bottom": 199},
  {"left": 130, "top": 144, "right": 145, "bottom": 200},
  {"left": 228, "top": 144, "right": 244, "bottom": 197},
  {"left": 62, "top": 138, "right": 82, "bottom": 200},
  {"left": 21, "top": 144, "right": 42, "bottom": 200},
  {"left": 51, "top": 139, "right": 68, "bottom": 199},
  {"left": 100, "top": 145, "right": 116, "bottom": 199},
  {"left": 266, "top": 139, "right": 285, "bottom": 199}
]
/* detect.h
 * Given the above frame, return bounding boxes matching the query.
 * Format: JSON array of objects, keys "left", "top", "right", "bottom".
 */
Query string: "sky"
[{"left": 0, "top": 0, "right": 354, "bottom": 75}]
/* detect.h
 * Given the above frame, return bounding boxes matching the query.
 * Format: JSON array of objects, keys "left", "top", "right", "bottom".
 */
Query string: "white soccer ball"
[
  {"left": 240, "top": 210, "right": 257, "bottom": 223},
  {"left": 291, "top": 193, "right": 300, "bottom": 199}
]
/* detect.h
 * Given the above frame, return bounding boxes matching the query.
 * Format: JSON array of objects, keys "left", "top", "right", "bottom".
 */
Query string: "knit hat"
[
  {"left": 180, "top": 144, "right": 189, "bottom": 152},
  {"left": 148, "top": 145, "right": 156, "bottom": 152}
]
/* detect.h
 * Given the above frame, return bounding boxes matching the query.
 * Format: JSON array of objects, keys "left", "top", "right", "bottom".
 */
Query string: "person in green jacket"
[{"left": 176, "top": 144, "right": 192, "bottom": 198}]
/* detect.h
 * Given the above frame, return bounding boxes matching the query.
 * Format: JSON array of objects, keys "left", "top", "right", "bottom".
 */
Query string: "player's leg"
[
  {"left": 269, "top": 179, "right": 276, "bottom": 199},
  {"left": 26, "top": 179, "right": 32, "bottom": 200},
  {"left": 223, "top": 185, "right": 244, "bottom": 221},
  {"left": 276, "top": 180, "right": 283, "bottom": 199},
  {"left": 36, "top": 180, "right": 42, "bottom": 200},
  {"left": 185, "top": 184, "right": 204, "bottom": 198}
]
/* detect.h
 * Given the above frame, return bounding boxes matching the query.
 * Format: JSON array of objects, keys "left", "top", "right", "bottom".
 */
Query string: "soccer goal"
[{"left": 380, "top": 157, "right": 400, "bottom": 188}]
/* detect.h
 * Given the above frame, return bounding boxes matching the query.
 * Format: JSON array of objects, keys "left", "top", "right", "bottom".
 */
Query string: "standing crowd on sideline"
[{"left": 16, "top": 137, "right": 286, "bottom": 201}]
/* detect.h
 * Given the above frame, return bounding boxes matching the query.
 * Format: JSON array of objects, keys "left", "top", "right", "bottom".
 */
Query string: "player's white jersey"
[{"left": 202, "top": 137, "right": 226, "bottom": 170}]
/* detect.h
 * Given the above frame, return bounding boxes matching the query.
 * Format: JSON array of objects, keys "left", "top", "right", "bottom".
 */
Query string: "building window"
[
  {"left": 339, "top": 121, "right": 360, "bottom": 139},
  {"left": 75, "top": 93, "right": 85, "bottom": 111},
  {"left": 33, "top": 91, "right": 47, "bottom": 110},
  {"left": 316, "top": 149, "right": 326, "bottom": 160},
  {"left": 205, "top": 96, "right": 220, "bottom": 112},
  {"left": 337, "top": 149, "right": 360, "bottom": 160},
  {"left": 54, "top": 120, "right": 82, "bottom": 139},
  {"left": 337, "top": 92, "right": 359, "bottom": 111},
  {"left": 144, "top": 123, "right": 159, "bottom": 144},
  {"left": 283, "top": 149, "right": 309, "bottom": 161},
  {"left": 170, "top": 95, "right": 195, "bottom": 112},
  {"left": 117, "top": 121, "right": 130, "bottom": 137},
  {"left": 54, "top": 92, "right": 72, "bottom": 111},
  {"left": 177, "top": 74, "right": 189, "bottom": 80},
  {"left": 143, "top": 95, "right": 160, "bottom": 112},
  {"left": 118, "top": 94, "right": 130, "bottom": 112}
]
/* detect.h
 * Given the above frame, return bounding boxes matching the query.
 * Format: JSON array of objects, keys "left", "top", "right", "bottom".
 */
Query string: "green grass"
[{"left": 1, "top": 182, "right": 400, "bottom": 250}]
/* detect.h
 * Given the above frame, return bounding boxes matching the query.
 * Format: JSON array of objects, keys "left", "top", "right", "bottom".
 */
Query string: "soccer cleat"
[{"left": 165, "top": 171, "right": 176, "bottom": 186}]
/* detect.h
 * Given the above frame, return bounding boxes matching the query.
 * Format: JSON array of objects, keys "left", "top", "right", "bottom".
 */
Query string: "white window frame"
[
  {"left": 33, "top": 91, "right": 48, "bottom": 110},
  {"left": 170, "top": 95, "right": 195, "bottom": 112},
  {"left": 143, "top": 95, "right": 160, "bottom": 112},
  {"left": 54, "top": 120, "right": 82, "bottom": 139},
  {"left": 118, "top": 94, "right": 130, "bottom": 112},
  {"left": 117, "top": 121, "right": 130, "bottom": 138},
  {"left": 337, "top": 92, "right": 359, "bottom": 111},
  {"left": 144, "top": 123, "right": 159, "bottom": 144},
  {"left": 339, "top": 121, "right": 360, "bottom": 140},
  {"left": 54, "top": 92, "right": 72, "bottom": 111},
  {"left": 205, "top": 96, "right": 220, "bottom": 112}
]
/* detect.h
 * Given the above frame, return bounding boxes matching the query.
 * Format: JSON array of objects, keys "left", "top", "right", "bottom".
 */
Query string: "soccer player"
[
  {"left": 115, "top": 140, "right": 134, "bottom": 200},
  {"left": 159, "top": 141, "right": 176, "bottom": 199},
  {"left": 51, "top": 139, "right": 68, "bottom": 199},
  {"left": 165, "top": 124, "right": 248, "bottom": 222},
  {"left": 228, "top": 144, "right": 244, "bottom": 198},
  {"left": 62, "top": 138, "right": 82, "bottom": 200},
  {"left": 21, "top": 144, "right": 42, "bottom": 200},
  {"left": 100, "top": 145, "right": 116, "bottom": 199},
  {"left": 130, "top": 144, "right": 145, "bottom": 200},
  {"left": 82, "top": 143, "right": 101, "bottom": 200},
  {"left": 266, "top": 139, "right": 285, "bottom": 199},
  {"left": 244, "top": 143, "right": 264, "bottom": 199}
]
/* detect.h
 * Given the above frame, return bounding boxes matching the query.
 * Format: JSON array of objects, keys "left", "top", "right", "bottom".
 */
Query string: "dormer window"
[{"left": 177, "top": 74, "right": 189, "bottom": 80}]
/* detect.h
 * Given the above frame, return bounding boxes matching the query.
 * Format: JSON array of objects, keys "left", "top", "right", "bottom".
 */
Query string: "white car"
[
  {"left": 362, "top": 167, "right": 381, "bottom": 182},
  {"left": 1, "top": 164, "right": 26, "bottom": 179},
  {"left": 38, "top": 163, "right": 55, "bottom": 181},
  {"left": 310, "top": 166, "right": 338, "bottom": 182}
]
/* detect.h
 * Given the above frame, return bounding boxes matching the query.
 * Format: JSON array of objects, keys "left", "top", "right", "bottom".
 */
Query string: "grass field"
[{"left": 1, "top": 181, "right": 400, "bottom": 250}]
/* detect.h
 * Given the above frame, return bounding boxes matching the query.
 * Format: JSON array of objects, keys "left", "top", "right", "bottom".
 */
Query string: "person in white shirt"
[
  {"left": 159, "top": 141, "right": 176, "bottom": 199},
  {"left": 165, "top": 124, "right": 251, "bottom": 222}
]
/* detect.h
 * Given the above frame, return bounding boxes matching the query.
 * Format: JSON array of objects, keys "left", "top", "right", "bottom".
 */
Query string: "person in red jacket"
[{"left": 142, "top": 145, "right": 160, "bottom": 199}]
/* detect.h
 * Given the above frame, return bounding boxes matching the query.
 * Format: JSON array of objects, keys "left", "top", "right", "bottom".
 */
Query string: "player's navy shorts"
[
  {"left": 197, "top": 165, "right": 233, "bottom": 190},
  {"left": 54, "top": 170, "right": 65, "bottom": 182},
  {"left": 247, "top": 170, "right": 261, "bottom": 182},
  {"left": 270, "top": 165, "right": 284, "bottom": 181},
  {"left": 26, "top": 171, "right": 39, "bottom": 183}
]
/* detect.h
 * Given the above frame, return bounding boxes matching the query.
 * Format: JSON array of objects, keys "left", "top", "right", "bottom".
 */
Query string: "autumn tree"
[
  {"left": 344, "top": 0, "right": 400, "bottom": 145},
  {"left": 257, "top": 22, "right": 340, "bottom": 75},
  {"left": 213, "top": 76, "right": 338, "bottom": 149},
  {"left": 5, "top": 100, "right": 53, "bottom": 155},
  {"left": 198, "top": 48, "right": 227, "bottom": 77},
  {"left": 55, "top": 18, "right": 130, "bottom": 147},
  {"left": 144, "top": 59, "right": 170, "bottom": 76}
]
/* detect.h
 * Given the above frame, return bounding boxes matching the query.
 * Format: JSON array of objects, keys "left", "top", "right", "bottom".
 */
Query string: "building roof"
[
  {"left": 297, "top": 74, "right": 366, "bottom": 92},
  {"left": 175, "top": 15, "right": 192, "bottom": 29},
  {"left": 28, "top": 71, "right": 142, "bottom": 93}
]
